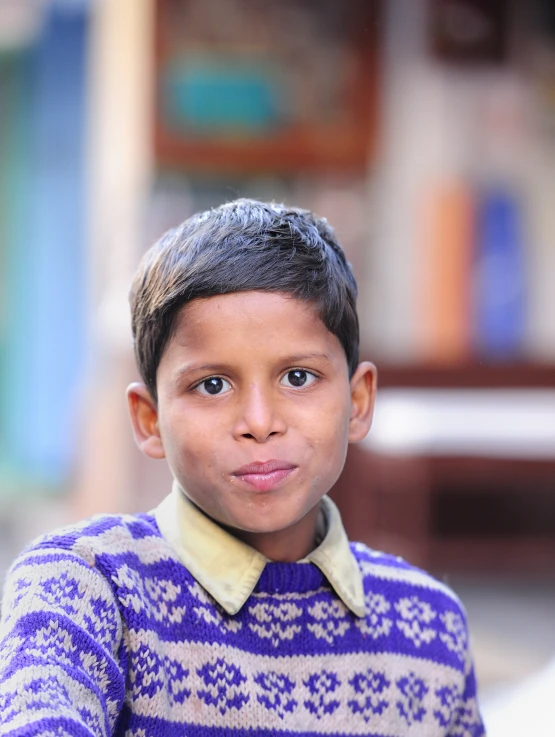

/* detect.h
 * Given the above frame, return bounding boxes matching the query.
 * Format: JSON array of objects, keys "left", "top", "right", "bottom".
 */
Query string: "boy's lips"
[{"left": 232, "top": 460, "right": 297, "bottom": 492}]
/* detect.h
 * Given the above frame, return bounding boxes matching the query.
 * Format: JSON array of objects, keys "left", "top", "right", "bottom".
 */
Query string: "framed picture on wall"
[{"left": 154, "top": 0, "right": 380, "bottom": 174}]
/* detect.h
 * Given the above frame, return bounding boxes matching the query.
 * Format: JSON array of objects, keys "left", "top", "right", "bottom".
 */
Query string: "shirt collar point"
[
  {"left": 351, "top": 599, "right": 367, "bottom": 619},
  {"left": 219, "top": 599, "right": 243, "bottom": 616}
]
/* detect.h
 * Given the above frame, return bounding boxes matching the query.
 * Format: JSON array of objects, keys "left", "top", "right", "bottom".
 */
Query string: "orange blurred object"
[{"left": 418, "top": 181, "right": 474, "bottom": 362}]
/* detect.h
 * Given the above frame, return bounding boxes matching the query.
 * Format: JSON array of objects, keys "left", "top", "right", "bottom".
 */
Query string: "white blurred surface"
[
  {"left": 452, "top": 576, "right": 555, "bottom": 737},
  {"left": 481, "top": 657, "right": 555, "bottom": 737},
  {"left": 365, "top": 389, "right": 555, "bottom": 458}
]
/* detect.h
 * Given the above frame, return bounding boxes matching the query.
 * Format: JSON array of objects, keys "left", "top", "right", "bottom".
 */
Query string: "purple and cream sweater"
[{"left": 0, "top": 511, "right": 484, "bottom": 736}]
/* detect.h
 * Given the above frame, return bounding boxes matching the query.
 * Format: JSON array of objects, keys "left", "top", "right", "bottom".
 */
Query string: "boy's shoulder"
[
  {"left": 350, "top": 541, "right": 467, "bottom": 614},
  {"left": 10, "top": 510, "right": 168, "bottom": 572},
  {"left": 349, "top": 542, "right": 472, "bottom": 665}
]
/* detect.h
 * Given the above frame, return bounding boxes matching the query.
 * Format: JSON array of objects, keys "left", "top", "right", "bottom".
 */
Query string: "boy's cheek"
[{"left": 302, "top": 401, "right": 351, "bottom": 443}]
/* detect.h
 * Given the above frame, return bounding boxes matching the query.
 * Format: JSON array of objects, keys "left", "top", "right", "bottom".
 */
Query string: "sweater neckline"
[{"left": 253, "top": 561, "right": 328, "bottom": 596}]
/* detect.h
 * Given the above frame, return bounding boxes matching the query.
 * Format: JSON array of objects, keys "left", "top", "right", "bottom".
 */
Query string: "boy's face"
[{"left": 128, "top": 291, "right": 376, "bottom": 560}]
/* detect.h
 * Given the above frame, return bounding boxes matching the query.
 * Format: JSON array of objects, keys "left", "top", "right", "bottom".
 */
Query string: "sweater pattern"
[{"left": 0, "top": 513, "right": 484, "bottom": 736}]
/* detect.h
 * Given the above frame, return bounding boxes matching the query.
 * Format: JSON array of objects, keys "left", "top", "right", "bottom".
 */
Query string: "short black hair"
[{"left": 130, "top": 198, "right": 359, "bottom": 399}]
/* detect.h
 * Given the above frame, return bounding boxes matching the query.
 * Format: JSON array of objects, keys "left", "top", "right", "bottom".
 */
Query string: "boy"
[{"left": 0, "top": 199, "right": 484, "bottom": 736}]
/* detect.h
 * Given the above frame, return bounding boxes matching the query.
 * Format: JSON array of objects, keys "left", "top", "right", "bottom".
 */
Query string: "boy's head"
[
  {"left": 128, "top": 199, "right": 376, "bottom": 560},
  {"left": 130, "top": 199, "right": 360, "bottom": 401}
]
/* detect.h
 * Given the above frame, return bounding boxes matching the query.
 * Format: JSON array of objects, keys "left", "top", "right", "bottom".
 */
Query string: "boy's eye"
[
  {"left": 281, "top": 369, "right": 317, "bottom": 388},
  {"left": 195, "top": 377, "right": 231, "bottom": 396}
]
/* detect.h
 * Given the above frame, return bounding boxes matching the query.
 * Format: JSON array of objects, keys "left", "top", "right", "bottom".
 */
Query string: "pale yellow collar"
[{"left": 154, "top": 481, "right": 366, "bottom": 618}]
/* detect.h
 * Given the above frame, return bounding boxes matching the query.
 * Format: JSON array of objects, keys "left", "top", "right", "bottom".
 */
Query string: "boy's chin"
[
  {"left": 223, "top": 512, "right": 296, "bottom": 536},
  {"left": 225, "top": 500, "right": 321, "bottom": 539}
]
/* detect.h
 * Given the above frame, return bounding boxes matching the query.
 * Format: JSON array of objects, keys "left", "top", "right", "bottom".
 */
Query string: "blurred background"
[{"left": 0, "top": 0, "right": 554, "bottom": 733}]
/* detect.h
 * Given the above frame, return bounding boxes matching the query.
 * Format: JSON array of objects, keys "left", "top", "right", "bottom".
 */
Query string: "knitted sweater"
[{"left": 0, "top": 512, "right": 484, "bottom": 736}]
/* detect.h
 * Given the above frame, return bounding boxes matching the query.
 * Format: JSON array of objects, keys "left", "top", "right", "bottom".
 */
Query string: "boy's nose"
[{"left": 233, "top": 385, "right": 287, "bottom": 442}]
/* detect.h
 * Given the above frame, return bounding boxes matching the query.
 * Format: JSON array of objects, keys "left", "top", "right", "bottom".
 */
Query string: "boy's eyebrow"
[
  {"left": 279, "top": 352, "right": 334, "bottom": 365},
  {"left": 174, "top": 353, "right": 334, "bottom": 380},
  {"left": 174, "top": 363, "right": 232, "bottom": 380}
]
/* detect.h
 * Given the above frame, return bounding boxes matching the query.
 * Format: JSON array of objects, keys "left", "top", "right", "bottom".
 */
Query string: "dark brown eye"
[
  {"left": 281, "top": 370, "right": 317, "bottom": 388},
  {"left": 287, "top": 370, "right": 307, "bottom": 387},
  {"left": 196, "top": 377, "right": 231, "bottom": 396},
  {"left": 205, "top": 378, "right": 223, "bottom": 394}
]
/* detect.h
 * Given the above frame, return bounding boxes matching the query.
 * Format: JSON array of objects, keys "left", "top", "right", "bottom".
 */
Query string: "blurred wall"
[
  {"left": 0, "top": 0, "right": 554, "bottom": 534},
  {"left": 365, "top": 0, "right": 555, "bottom": 362},
  {"left": 74, "top": 0, "right": 155, "bottom": 516}
]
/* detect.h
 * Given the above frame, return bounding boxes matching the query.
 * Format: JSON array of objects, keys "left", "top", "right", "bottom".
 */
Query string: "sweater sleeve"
[
  {"left": 0, "top": 544, "right": 126, "bottom": 737},
  {"left": 446, "top": 663, "right": 486, "bottom": 737},
  {"left": 447, "top": 609, "right": 486, "bottom": 737}
]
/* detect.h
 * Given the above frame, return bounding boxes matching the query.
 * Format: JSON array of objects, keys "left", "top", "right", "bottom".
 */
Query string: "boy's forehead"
[
  {"left": 178, "top": 291, "right": 320, "bottom": 327},
  {"left": 169, "top": 291, "right": 336, "bottom": 353}
]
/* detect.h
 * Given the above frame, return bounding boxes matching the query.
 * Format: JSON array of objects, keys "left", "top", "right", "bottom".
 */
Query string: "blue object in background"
[
  {"left": 0, "top": 5, "right": 88, "bottom": 491},
  {"left": 473, "top": 188, "right": 526, "bottom": 359}
]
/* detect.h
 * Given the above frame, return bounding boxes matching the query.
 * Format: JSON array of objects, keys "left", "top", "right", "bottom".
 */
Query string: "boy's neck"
[{"left": 230, "top": 502, "right": 322, "bottom": 562}]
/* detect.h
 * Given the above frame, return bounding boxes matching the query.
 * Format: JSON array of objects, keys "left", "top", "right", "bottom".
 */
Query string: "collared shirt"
[{"left": 154, "top": 481, "right": 366, "bottom": 618}]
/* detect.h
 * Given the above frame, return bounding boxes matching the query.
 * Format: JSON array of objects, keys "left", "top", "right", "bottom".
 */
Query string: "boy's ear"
[
  {"left": 348, "top": 361, "right": 377, "bottom": 443},
  {"left": 127, "top": 382, "right": 166, "bottom": 459}
]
